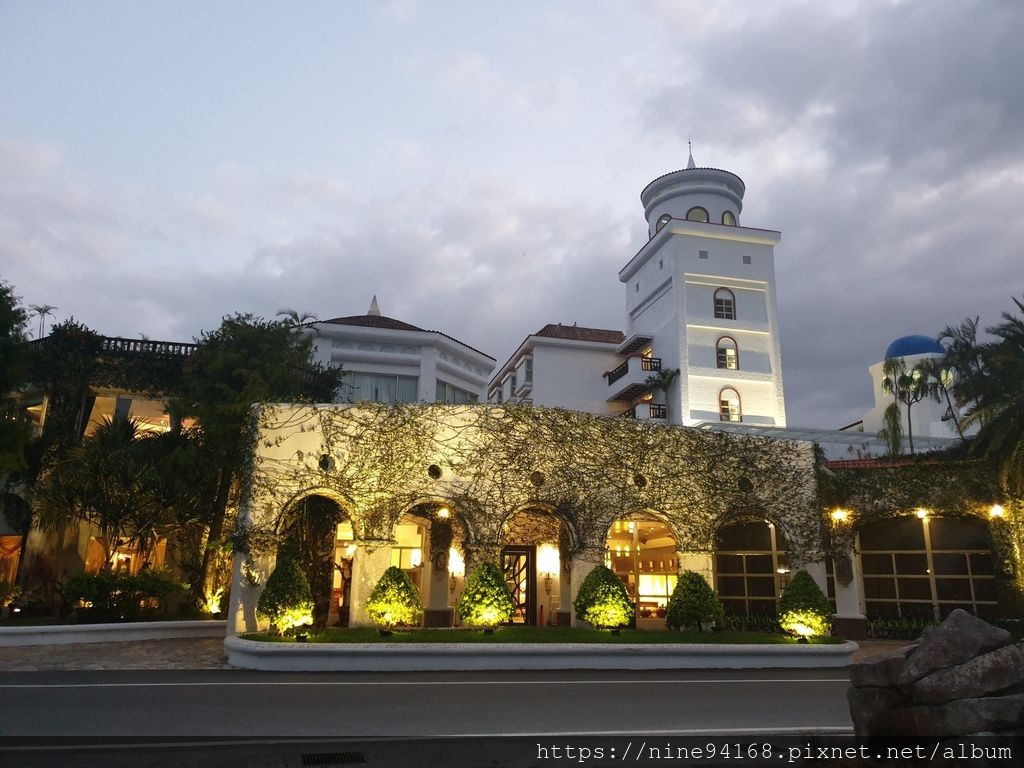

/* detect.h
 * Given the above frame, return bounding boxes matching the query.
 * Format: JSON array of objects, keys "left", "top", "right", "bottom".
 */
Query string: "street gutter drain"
[{"left": 301, "top": 752, "right": 366, "bottom": 766}]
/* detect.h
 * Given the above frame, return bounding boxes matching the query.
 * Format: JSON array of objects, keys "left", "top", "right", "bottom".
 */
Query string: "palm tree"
[
  {"left": 29, "top": 304, "right": 57, "bottom": 339},
  {"left": 914, "top": 357, "right": 964, "bottom": 440},
  {"left": 276, "top": 307, "right": 318, "bottom": 327},
  {"left": 956, "top": 296, "right": 1024, "bottom": 495},
  {"left": 645, "top": 367, "right": 680, "bottom": 423},
  {"left": 879, "top": 356, "right": 926, "bottom": 455}
]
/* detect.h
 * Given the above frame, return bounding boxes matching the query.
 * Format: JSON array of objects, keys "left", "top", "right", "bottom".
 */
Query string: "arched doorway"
[
  {"left": 858, "top": 515, "right": 997, "bottom": 620},
  {"left": 606, "top": 516, "right": 679, "bottom": 628},
  {"left": 714, "top": 520, "right": 789, "bottom": 615},
  {"left": 280, "top": 494, "right": 347, "bottom": 628},
  {"left": 500, "top": 509, "right": 568, "bottom": 626}
]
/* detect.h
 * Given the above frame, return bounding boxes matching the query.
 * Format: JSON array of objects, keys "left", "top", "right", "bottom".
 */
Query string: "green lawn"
[{"left": 242, "top": 626, "right": 846, "bottom": 644}]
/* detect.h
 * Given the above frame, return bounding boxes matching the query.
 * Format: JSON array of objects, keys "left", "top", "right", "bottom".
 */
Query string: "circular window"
[
  {"left": 722, "top": 211, "right": 737, "bottom": 226},
  {"left": 427, "top": 464, "right": 443, "bottom": 480},
  {"left": 529, "top": 471, "right": 545, "bottom": 487},
  {"left": 738, "top": 477, "right": 754, "bottom": 493},
  {"left": 633, "top": 473, "right": 648, "bottom": 489},
  {"left": 318, "top": 454, "right": 335, "bottom": 472},
  {"left": 655, "top": 213, "right": 672, "bottom": 232}
]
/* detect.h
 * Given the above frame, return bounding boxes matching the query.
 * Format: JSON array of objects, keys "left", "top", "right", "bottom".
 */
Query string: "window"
[
  {"left": 722, "top": 211, "right": 737, "bottom": 226},
  {"left": 436, "top": 380, "right": 479, "bottom": 404},
  {"left": 719, "top": 387, "right": 741, "bottom": 422},
  {"left": 742, "top": 255, "right": 751, "bottom": 265},
  {"left": 698, "top": 249, "right": 709, "bottom": 260},
  {"left": 525, "top": 356, "right": 533, "bottom": 383},
  {"left": 658, "top": 258, "right": 663, "bottom": 270},
  {"left": 716, "top": 337, "right": 738, "bottom": 370},
  {"left": 635, "top": 282, "right": 640, "bottom": 292},
  {"left": 715, "top": 521, "right": 788, "bottom": 615},
  {"left": 655, "top": 213, "right": 672, "bottom": 232},
  {"left": 713, "top": 288, "right": 736, "bottom": 320},
  {"left": 510, "top": 373, "right": 517, "bottom": 392},
  {"left": 606, "top": 518, "right": 679, "bottom": 622},
  {"left": 346, "top": 373, "right": 418, "bottom": 403},
  {"left": 686, "top": 206, "right": 709, "bottom": 222}
]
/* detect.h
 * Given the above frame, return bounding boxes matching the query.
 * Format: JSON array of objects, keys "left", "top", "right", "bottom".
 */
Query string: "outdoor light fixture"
[
  {"left": 990, "top": 504, "right": 1005, "bottom": 519},
  {"left": 831, "top": 508, "right": 849, "bottom": 523},
  {"left": 436, "top": 506, "right": 450, "bottom": 519},
  {"left": 915, "top": 508, "right": 929, "bottom": 520}
]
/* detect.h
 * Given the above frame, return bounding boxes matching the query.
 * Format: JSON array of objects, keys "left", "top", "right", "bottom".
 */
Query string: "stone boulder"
[
  {"left": 911, "top": 643, "right": 1024, "bottom": 704},
  {"left": 898, "top": 609, "right": 1011, "bottom": 686},
  {"left": 870, "top": 694, "right": 1024, "bottom": 743},
  {"left": 849, "top": 645, "right": 916, "bottom": 688}
]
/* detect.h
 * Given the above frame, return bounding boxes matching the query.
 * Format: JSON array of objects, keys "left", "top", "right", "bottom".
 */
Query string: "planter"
[{"left": 0, "top": 619, "right": 227, "bottom": 647}]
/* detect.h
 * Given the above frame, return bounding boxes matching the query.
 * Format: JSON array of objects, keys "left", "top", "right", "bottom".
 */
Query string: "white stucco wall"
[{"left": 532, "top": 343, "right": 628, "bottom": 416}]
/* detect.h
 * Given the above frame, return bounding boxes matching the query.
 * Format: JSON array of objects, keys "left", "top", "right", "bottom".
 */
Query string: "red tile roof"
[
  {"left": 533, "top": 323, "right": 624, "bottom": 344},
  {"left": 322, "top": 314, "right": 425, "bottom": 332}
]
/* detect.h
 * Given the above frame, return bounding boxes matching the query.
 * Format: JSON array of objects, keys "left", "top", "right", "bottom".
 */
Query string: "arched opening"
[
  {"left": 858, "top": 515, "right": 997, "bottom": 620},
  {"left": 686, "top": 206, "right": 709, "bottom": 223},
  {"left": 655, "top": 213, "right": 672, "bottom": 233},
  {"left": 714, "top": 520, "right": 788, "bottom": 616},
  {"left": 713, "top": 287, "right": 736, "bottom": 320},
  {"left": 722, "top": 210, "right": 737, "bottom": 226},
  {"left": 0, "top": 494, "right": 30, "bottom": 587},
  {"left": 404, "top": 500, "right": 469, "bottom": 627},
  {"left": 499, "top": 507, "right": 572, "bottom": 626},
  {"left": 716, "top": 336, "right": 738, "bottom": 370},
  {"left": 279, "top": 494, "right": 348, "bottom": 628},
  {"left": 719, "top": 387, "right": 742, "bottom": 422},
  {"left": 606, "top": 516, "right": 679, "bottom": 628}
]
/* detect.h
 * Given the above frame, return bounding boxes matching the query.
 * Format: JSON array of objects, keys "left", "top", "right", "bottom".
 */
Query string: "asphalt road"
[{"left": 0, "top": 668, "right": 855, "bottom": 766}]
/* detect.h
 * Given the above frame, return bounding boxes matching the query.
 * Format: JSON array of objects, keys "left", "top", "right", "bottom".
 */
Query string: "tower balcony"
[{"left": 605, "top": 356, "right": 661, "bottom": 401}]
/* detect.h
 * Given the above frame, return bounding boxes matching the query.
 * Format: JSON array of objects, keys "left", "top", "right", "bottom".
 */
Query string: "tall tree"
[
  {"left": 169, "top": 314, "right": 342, "bottom": 603},
  {"left": 955, "top": 297, "right": 1024, "bottom": 495},
  {"left": 878, "top": 356, "right": 926, "bottom": 455},
  {"left": 645, "top": 367, "right": 680, "bottom": 423},
  {"left": 28, "top": 304, "right": 57, "bottom": 340}
]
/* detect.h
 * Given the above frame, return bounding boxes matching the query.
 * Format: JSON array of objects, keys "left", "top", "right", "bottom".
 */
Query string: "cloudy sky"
[{"left": 2, "top": 0, "right": 1021, "bottom": 429}]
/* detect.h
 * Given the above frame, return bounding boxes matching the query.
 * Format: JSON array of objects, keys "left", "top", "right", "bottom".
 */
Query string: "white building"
[
  {"left": 309, "top": 297, "right": 495, "bottom": 405},
  {"left": 488, "top": 323, "right": 628, "bottom": 417},
  {"left": 491, "top": 151, "right": 787, "bottom": 428}
]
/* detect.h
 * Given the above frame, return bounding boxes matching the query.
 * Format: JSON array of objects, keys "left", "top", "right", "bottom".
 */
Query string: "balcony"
[{"left": 605, "top": 356, "right": 661, "bottom": 401}]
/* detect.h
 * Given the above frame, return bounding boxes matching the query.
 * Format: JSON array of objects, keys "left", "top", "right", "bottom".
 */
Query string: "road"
[{"left": 0, "top": 668, "right": 854, "bottom": 766}]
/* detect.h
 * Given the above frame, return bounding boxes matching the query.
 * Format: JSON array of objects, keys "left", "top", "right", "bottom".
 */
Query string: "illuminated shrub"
[
  {"left": 778, "top": 569, "right": 832, "bottom": 639},
  {"left": 574, "top": 565, "right": 633, "bottom": 629},
  {"left": 62, "top": 569, "right": 188, "bottom": 622},
  {"left": 666, "top": 571, "right": 725, "bottom": 631},
  {"left": 456, "top": 561, "right": 516, "bottom": 628},
  {"left": 257, "top": 557, "right": 314, "bottom": 634},
  {"left": 365, "top": 566, "right": 423, "bottom": 630}
]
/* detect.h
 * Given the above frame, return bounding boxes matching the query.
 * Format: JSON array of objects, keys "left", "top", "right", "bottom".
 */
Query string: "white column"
[
  {"left": 832, "top": 537, "right": 867, "bottom": 638},
  {"left": 419, "top": 345, "right": 438, "bottom": 402},
  {"left": 677, "top": 551, "right": 714, "bottom": 583}
]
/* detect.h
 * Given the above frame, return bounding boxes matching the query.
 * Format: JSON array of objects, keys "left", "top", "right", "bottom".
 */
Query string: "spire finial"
[
  {"left": 686, "top": 140, "right": 696, "bottom": 170},
  {"left": 367, "top": 295, "right": 381, "bottom": 316}
]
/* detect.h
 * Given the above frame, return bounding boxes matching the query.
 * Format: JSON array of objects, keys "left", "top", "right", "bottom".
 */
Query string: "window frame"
[
  {"left": 716, "top": 336, "right": 739, "bottom": 370},
  {"left": 722, "top": 210, "right": 737, "bottom": 226},
  {"left": 686, "top": 206, "right": 710, "bottom": 223},
  {"left": 719, "top": 387, "right": 742, "bottom": 422},
  {"left": 713, "top": 287, "right": 736, "bottom": 320}
]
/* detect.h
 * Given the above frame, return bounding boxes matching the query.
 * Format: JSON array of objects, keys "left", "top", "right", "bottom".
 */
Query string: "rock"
[
  {"left": 849, "top": 645, "right": 916, "bottom": 688},
  {"left": 847, "top": 686, "right": 910, "bottom": 744},
  {"left": 899, "top": 609, "right": 1012, "bottom": 686},
  {"left": 872, "top": 695, "right": 1024, "bottom": 744},
  {"left": 912, "top": 643, "right": 1024, "bottom": 704}
]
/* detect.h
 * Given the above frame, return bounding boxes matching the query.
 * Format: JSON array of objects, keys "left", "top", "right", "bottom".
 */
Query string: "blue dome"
[{"left": 884, "top": 335, "right": 944, "bottom": 359}]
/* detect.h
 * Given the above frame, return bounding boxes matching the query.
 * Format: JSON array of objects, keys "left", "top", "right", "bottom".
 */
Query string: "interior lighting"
[{"left": 990, "top": 504, "right": 1005, "bottom": 519}]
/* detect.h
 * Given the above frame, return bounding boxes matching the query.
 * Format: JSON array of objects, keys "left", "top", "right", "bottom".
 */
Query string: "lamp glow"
[
  {"left": 831, "top": 508, "right": 849, "bottom": 523},
  {"left": 448, "top": 548, "right": 465, "bottom": 577},
  {"left": 990, "top": 504, "right": 1005, "bottom": 519},
  {"left": 436, "top": 507, "right": 450, "bottom": 519},
  {"left": 915, "top": 508, "right": 929, "bottom": 520}
]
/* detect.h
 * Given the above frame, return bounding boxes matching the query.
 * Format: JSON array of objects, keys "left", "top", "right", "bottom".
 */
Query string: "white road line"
[{"left": 0, "top": 677, "right": 850, "bottom": 689}]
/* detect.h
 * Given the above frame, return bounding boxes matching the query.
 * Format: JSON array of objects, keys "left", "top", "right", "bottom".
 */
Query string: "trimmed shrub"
[
  {"left": 574, "top": 565, "right": 633, "bottom": 629},
  {"left": 456, "top": 561, "right": 516, "bottom": 628},
  {"left": 666, "top": 571, "right": 725, "bottom": 631},
  {"left": 257, "top": 557, "right": 314, "bottom": 634},
  {"left": 365, "top": 566, "right": 423, "bottom": 630},
  {"left": 60, "top": 569, "right": 189, "bottom": 622},
  {"left": 778, "top": 569, "right": 832, "bottom": 638}
]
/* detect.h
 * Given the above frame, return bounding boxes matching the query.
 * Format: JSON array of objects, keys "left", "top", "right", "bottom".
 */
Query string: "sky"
[{"left": 2, "top": 0, "right": 1022, "bottom": 429}]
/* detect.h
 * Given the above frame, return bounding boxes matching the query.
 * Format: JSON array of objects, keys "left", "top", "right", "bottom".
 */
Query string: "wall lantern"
[
  {"left": 989, "top": 504, "right": 1005, "bottom": 519},
  {"left": 915, "top": 508, "right": 929, "bottom": 520},
  {"left": 436, "top": 506, "right": 450, "bottom": 519},
  {"left": 830, "top": 508, "right": 849, "bottom": 524}
]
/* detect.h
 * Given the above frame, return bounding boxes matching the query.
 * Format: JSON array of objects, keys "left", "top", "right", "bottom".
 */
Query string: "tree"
[
  {"left": 955, "top": 297, "right": 1024, "bottom": 495},
  {"left": 28, "top": 304, "right": 57, "bottom": 340},
  {"left": 573, "top": 565, "right": 633, "bottom": 629},
  {"left": 878, "top": 356, "right": 925, "bottom": 455},
  {"left": 645, "top": 367, "right": 680, "bottom": 422},
  {"left": 0, "top": 280, "right": 29, "bottom": 473},
  {"left": 456, "top": 561, "right": 516, "bottom": 628},
  {"left": 365, "top": 565, "right": 422, "bottom": 630},
  {"left": 275, "top": 307, "right": 318, "bottom": 328},
  {"left": 666, "top": 571, "right": 724, "bottom": 631},
  {"left": 169, "top": 314, "right": 343, "bottom": 604}
]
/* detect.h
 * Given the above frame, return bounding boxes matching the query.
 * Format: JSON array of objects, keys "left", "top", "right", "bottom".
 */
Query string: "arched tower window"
[
  {"left": 713, "top": 288, "right": 736, "bottom": 320},
  {"left": 722, "top": 210, "right": 737, "bottom": 226},
  {"left": 655, "top": 213, "right": 672, "bottom": 233},
  {"left": 719, "top": 387, "right": 742, "bottom": 422},
  {"left": 686, "top": 206, "right": 709, "bottom": 222},
  {"left": 716, "top": 337, "right": 738, "bottom": 370}
]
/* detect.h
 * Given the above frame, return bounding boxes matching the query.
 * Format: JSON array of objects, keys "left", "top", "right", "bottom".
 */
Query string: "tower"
[{"left": 617, "top": 150, "right": 787, "bottom": 426}]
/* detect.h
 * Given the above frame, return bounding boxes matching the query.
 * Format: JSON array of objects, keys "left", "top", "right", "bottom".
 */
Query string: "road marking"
[
  {"left": 0, "top": 677, "right": 849, "bottom": 689},
  {"left": 0, "top": 728, "right": 857, "bottom": 752}
]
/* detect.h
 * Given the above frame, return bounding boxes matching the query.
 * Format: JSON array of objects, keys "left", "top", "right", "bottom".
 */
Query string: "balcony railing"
[
  {"left": 101, "top": 337, "right": 198, "bottom": 358},
  {"left": 607, "top": 356, "right": 661, "bottom": 386},
  {"left": 649, "top": 403, "right": 667, "bottom": 419}
]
